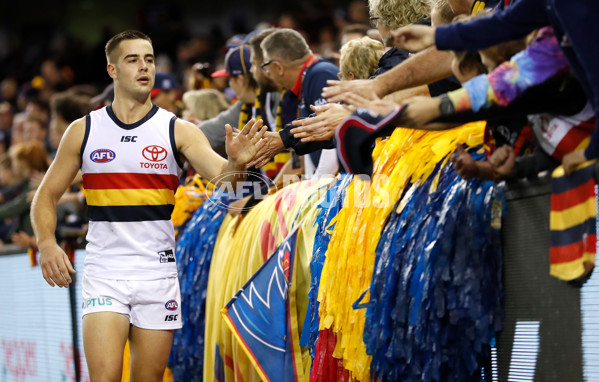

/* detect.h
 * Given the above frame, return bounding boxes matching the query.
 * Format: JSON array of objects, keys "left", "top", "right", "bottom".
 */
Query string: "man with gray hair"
[{"left": 249, "top": 28, "right": 339, "bottom": 177}]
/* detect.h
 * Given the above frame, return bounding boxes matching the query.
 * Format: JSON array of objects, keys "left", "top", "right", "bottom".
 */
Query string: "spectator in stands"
[
  {"left": 250, "top": 28, "right": 340, "bottom": 177},
  {"left": 369, "top": 0, "right": 430, "bottom": 77},
  {"left": 0, "top": 102, "right": 13, "bottom": 154},
  {"left": 151, "top": 72, "right": 182, "bottom": 116},
  {"left": 186, "top": 62, "right": 214, "bottom": 90},
  {"left": 287, "top": 34, "right": 394, "bottom": 143},
  {"left": 90, "top": 83, "right": 114, "bottom": 110},
  {"left": 339, "top": 36, "right": 385, "bottom": 81},
  {"left": 212, "top": 46, "right": 258, "bottom": 115},
  {"left": 0, "top": 141, "right": 49, "bottom": 246},
  {"left": 0, "top": 155, "right": 19, "bottom": 244},
  {"left": 182, "top": 89, "right": 230, "bottom": 125},
  {"left": 49, "top": 91, "right": 92, "bottom": 157},
  {"left": 21, "top": 115, "right": 48, "bottom": 146},
  {"left": 0, "top": 78, "right": 18, "bottom": 109}
]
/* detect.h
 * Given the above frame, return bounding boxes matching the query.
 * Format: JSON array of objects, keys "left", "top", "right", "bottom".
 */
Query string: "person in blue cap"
[{"left": 151, "top": 72, "right": 181, "bottom": 116}]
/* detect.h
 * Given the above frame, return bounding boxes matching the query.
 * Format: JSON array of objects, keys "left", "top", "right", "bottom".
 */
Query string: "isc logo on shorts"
[
  {"left": 159, "top": 249, "right": 175, "bottom": 263},
  {"left": 165, "top": 300, "right": 178, "bottom": 311}
]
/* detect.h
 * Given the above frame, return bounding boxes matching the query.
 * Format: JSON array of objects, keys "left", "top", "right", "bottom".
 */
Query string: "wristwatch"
[{"left": 439, "top": 94, "right": 455, "bottom": 116}]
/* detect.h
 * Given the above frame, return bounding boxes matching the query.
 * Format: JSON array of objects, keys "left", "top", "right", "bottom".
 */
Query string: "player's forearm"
[
  {"left": 31, "top": 190, "right": 59, "bottom": 250},
  {"left": 373, "top": 48, "right": 454, "bottom": 97}
]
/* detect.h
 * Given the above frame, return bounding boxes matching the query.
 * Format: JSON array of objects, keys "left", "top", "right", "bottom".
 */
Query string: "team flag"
[{"left": 221, "top": 225, "right": 304, "bottom": 382}]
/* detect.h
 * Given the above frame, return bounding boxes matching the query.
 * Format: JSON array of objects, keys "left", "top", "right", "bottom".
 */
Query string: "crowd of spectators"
[{"left": 1, "top": 0, "right": 597, "bottom": 252}]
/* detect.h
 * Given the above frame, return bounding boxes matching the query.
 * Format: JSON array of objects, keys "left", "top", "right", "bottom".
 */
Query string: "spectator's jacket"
[{"left": 278, "top": 56, "right": 338, "bottom": 167}]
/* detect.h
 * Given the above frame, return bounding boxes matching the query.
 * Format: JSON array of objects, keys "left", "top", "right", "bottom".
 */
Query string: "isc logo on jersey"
[
  {"left": 90, "top": 149, "right": 116, "bottom": 163},
  {"left": 165, "top": 300, "right": 178, "bottom": 311}
]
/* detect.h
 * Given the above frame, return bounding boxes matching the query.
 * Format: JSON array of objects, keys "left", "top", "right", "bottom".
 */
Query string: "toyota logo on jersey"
[{"left": 142, "top": 145, "right": 167, "bottom": 162}]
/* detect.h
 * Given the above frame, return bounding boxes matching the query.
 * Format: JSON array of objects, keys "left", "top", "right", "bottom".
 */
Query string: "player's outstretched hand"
[{"left": 225, "top": 119, "right": 267, "bottom": 166}]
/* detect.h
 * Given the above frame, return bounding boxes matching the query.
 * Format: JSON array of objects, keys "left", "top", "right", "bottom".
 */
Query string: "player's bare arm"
[
  {"left": 31, "top": 117, "right": 86, "bottom": 287},
  {"left": 174, "top": 118, "right": 266, "bottom": 188}
]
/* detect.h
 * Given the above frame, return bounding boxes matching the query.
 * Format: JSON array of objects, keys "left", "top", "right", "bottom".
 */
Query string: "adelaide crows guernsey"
[{"left": 81, "top": 105, "right": 183, "bottom": 280}]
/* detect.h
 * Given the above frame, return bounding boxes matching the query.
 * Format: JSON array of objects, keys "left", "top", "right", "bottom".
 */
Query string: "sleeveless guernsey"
[{"left": 81, "top": 105, "right": 183, "bottom": 280}]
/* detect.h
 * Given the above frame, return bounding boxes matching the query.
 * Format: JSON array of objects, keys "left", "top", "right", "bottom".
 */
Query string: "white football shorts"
[{"left": 81, "top": 275, "right": 183, "bottom": 330}]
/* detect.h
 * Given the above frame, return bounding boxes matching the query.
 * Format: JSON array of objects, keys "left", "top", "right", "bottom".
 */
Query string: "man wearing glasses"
[{"left": 248, "top": 28, "right": 339, "bottom": 177}]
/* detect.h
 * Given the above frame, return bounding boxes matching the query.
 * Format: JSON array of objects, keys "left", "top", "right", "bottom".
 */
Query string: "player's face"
[{"left": 113, "top": 39, "right": 155, "bottom": 98}]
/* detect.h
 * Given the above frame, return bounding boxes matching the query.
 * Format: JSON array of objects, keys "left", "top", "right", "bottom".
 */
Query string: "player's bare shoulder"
[{"left": 57, "top": 116, "right": 88, "bottom": 157}]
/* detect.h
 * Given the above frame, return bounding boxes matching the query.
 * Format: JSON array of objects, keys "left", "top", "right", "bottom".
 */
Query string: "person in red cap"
[{"left": 211, "top": 45, "right": 257, "bottom": 108}]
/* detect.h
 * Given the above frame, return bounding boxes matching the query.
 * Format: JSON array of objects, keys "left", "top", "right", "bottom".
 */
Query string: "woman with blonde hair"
[
  {"left": 182, "top": 89, "right": 231, "bottom": 125},
  {"left": 339, "top": 36, "right": 386, "bottom": 81}
]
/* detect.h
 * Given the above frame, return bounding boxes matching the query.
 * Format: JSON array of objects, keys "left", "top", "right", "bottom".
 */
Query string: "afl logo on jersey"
[
  {"left": 90, "top": 149, "right": 116, "bottom": 163},
  {"left": 165, "top": 300, "right": 178, "bottom": 311},
  {"left": 142, "top": 145, "right": 167, "bottom": 162}
]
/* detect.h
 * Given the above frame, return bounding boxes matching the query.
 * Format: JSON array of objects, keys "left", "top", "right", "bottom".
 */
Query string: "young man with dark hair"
[{"left": 31, "top": 30, "right": 265, "bottom": 381}]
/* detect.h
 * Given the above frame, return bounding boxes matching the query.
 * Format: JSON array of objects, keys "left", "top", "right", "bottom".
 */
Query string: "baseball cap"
[
  {"left": 211, "top": 45, "right": 252, "bottom": 78},
  {"left": 225, "top": 34, "right": 246, "bottom": 49},
  {"left": 151, "top": 72, "right": 178, "bottom": 98}
]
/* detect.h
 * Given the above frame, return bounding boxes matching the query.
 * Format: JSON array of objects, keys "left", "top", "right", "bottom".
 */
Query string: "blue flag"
[{"left": 221, "top": 225, "right": 303, "bottom": 382}]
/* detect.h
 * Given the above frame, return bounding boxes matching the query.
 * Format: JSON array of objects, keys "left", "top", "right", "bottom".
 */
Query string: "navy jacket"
[
  {"left": 279, "top": 59, "right": 338, "bottom": 166},
  {"left": 434, "top": 0, "right": 599, "bottom": 158}
]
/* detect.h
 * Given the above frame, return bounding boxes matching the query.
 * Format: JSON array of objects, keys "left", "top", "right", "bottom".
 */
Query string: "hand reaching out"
[
  {"left": 396, "top": 96, "right": 441, "bottom": 128},
  {"left": 322, "top": 79, "right": 382, "bottom": 103},
  {"left": 561, "top": 148, "right": 587, "bottom": 175},
  {"left": 333, "top": 92, "right": 399, "bottom": 117},
  {"left": 289, "top": 104, "right": 353, "bottom": 142},
  {"left": 246, "top": 131, "right": 285, "bottom": 168},
  {"left": 451, "top": 143, "right": 479, "bottom": 179},
  {"left": 392, "top": 25, "right": 436, "bottom": 52},
  {"left": 489, "top": 145, "right": 516, "bottom": 177},
  {"left": 225, "top": 119, "right": 267, "bottom": 166}
]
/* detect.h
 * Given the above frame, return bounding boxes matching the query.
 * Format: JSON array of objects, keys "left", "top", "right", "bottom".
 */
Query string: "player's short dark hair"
[{"left": 105, "top": 30, "right": 152, "bottom": 59}]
